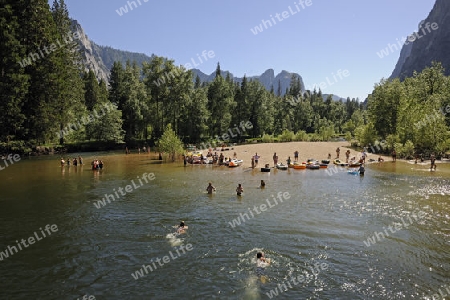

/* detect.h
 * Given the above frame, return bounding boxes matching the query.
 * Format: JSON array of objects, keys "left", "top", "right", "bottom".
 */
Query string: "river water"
[{"left": 0, "top": 153, "right": 449, "bottom": 300}]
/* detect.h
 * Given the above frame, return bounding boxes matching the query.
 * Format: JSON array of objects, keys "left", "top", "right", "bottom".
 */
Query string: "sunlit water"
[{"left": 0, "top": 153, "right": 449, "bottom": 299}]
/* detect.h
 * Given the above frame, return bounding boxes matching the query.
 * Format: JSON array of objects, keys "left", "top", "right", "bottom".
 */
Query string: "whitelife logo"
[
  {"left": 363, "top": 211, "right": 426, "bottom": 247},
  {"left": 131, "top": 244, "right": 193, "bottom": 280},
  {"left": 93, "top": 172, "right": 155, "bottom": 209},
  {"left": 0, "top": 224, "right": 58, "bottom": 261},
  {"left": 228, "top": 192, "right": 291, "bottom": 228},
  {"left": 250, "top": 0, "right": 313, "bottom": 35}
]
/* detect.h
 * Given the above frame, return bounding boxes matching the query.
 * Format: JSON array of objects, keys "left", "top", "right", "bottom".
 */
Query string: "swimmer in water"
[
  {"left": 206, "top": 182, "right": 216, "bottom": 194},
  {"left": 260, "top": 180, "right": 266, "bottom": 188},
  {"left": 256, "top": 252, "right": 270, "bottom": 283},
  {"left": 176, "top": 221, "right": 188, "bottom": 234},
  {"left": 236, "top": 184, "right": 243, "bottom": 196}
]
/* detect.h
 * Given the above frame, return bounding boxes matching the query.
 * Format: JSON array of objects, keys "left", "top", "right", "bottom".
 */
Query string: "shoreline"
[{"left": 202, "top": 141, "right": 391, "bottom": 168}]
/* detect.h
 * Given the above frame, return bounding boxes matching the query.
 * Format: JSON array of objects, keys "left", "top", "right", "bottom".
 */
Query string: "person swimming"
[
  {"left": 256, "top": 252, "right": 270, "bottom": 282},
  {"left": 236, "top": 184, "right": 243, "bottom": 196},
  {"left": 176, "top": 221, "right": 188, "bottom": 234},
  {"left": 260, "top": 180, "right": 266, "bottom": 188}
]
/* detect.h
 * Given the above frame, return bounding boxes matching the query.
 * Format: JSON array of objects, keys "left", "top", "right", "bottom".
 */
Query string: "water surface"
[{"left": 0, "top": 154, "right": 449, "bottom": 299}]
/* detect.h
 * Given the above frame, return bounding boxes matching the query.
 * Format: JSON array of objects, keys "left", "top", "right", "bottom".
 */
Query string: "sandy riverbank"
[{"left": 212, "top": 141, "right": 390, "bottom": 168}]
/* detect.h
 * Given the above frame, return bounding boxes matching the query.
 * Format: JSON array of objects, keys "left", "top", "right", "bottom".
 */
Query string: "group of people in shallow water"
[
  {"left": 59, "top": 156, "right": 104, "bottom": 170},
  {"left": 206, "top": 180, "right": 266, "bottom": 196},
  {"left": 91, "top": 159, "right": 104, "bottom": 170},
  {"left": 60, "top": 156, "right": 83, "bottom": 167}
]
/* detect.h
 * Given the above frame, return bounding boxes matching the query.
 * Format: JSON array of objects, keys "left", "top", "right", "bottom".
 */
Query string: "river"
[{"left": 0, "top": 153, "right": 449, "bottom": 299}]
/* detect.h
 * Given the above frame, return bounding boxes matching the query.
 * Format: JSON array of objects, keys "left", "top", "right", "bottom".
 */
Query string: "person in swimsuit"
[
  {"left": 430, "top": 153, "right": 436, "bottom": 171},
  {"left": 177, "top": 221, "right": 188, "bottom": 234},
  {"left": 256, "top": 252, "right": 270, "bottom": 282},
  {"left": 206, "top": 182, "right": 216, "bottom": 194},
  {"left": 359, "top": 164, "right": 365, "bottom": 175},
  {"left": 254, "top": 153, "right": 260, "bottom": 165},
  {"left": 236, "top": 184, "right": 243, "bottom": 196}
]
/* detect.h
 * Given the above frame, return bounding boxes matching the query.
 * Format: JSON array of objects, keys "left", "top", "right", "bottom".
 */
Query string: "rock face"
[
  {"left": 71, "top": 20, "right": 109, "bottom": 83},
  {"left": 71, "top": 19, "right": 151, "bottom": 83},
  {"left": 390, "top": 0, "right": 450, "bottom": 79},
  {"left": 390, "top": 36, "right": 414, "bottom": 79}
]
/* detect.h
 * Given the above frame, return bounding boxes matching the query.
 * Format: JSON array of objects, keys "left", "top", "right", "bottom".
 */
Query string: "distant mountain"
[
  {"left": 73, "top": 19, "right": 349, "bottom": 99},
  {"left": 72, "top": 19, "right": 151, "bottom": 82},
  {"left": 191, "top": 68, "right": 304, "bottom": 96},
  {"left": 322, "top": 94, "right": 346, "bottom": 102},
  {"left": 390, "top": 0, "right": 450, "bottom": 79}
]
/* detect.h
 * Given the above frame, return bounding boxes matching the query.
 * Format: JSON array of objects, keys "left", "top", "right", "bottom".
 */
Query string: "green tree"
[
  {"left": 85, "top": 103, "right": 124, "bottom": 142},
  {"left": 207, "top": 73, "right": 235, "bottom": 137},
  {"left": 83, "top": 70, "right": 101, "bottom": 111},
  {"left": 367, "top": 78, "right": 403, "bottom": 138},
  {"left": 158, "top": 124, "right": 184, "bottom": 161},
  {"left": 51, "top": 0, "right": 85, "bottom": 144},
  {"left": 355, "top": 122, "right": 378, "bottom": 146},
  {"left": 0, "top": 3, "right": 28, "bottom": 141}
]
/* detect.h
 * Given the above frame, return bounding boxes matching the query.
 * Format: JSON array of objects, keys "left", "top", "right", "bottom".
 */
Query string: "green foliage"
[
  {"left": 278, "top": 130, "right": 295, "bottom": 142},
  {"left": 294, "top": 130, "right": 308, "bottom": 141},
  {"left": 401, "top": 140, "right": 415, "bottom": 159},
  {"left": 157, "top": 124, "right": 184, "bottom": 161},
  {"left": 85, "top": 103, "right": 124, "bottom": 143},
  {"left": 385, "top": 134, "right": 400, "bottom": 151},
  {"left": 355, "top": 122, "right": 378, "bottom": 146},
  {"left": 345, "top": 132, "right": 352, "bottom": 143},
  {"left": 261, "top": 134, "right": 274, "bottom": 143},
  {"left": 366, "top": 63, "right": 450, "bottom": 154},
  {"left": 2, "top": 2, "right": 371, "bottom": 150}
]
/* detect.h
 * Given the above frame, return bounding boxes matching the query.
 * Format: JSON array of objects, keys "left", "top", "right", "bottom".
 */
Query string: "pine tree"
[
  {"left": 16, "top": 0, "right": 63, "bottom": 143},
  {"left": 0, "top": 3, "right": 28, "bottom": 141},
  {"left": 51, "top": 0, "right": 85, "bottom": 144},
  {"left": 84, "top": 70, "right": 101, "bottom": 111}
]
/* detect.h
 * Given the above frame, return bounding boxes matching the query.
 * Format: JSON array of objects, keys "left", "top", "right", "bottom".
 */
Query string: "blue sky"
[{"left": 62, "top": 0, "right": 436, "bottom": 100}]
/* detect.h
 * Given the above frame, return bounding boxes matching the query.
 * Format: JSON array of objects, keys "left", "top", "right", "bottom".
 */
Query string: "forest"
[{"left": 1, "top": 1, "right": 449, "bottom": 158}]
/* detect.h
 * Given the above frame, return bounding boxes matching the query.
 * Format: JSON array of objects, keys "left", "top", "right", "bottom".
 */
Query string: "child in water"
[
  {"left": 176, "top": 221, "right": 188, "bottom": 234},
  {"left": 260, "top": 180, "right": 266, "bottom": 188},
  {"left": 206, "top": 182, "right": 216, "bottom": 194},
  {"left": 236, "top": 184, "right": 244, "bottom": 196}
]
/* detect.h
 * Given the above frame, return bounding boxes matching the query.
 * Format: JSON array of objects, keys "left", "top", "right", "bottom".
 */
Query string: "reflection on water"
[{"left": 0, "top": 154, "right": 449, "bottom": 299}]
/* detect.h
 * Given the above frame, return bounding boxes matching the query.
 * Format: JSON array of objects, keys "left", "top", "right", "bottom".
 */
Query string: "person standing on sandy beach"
[
  {"left": 345, "top": 150, "right": 350, "bottom": 163},
  {"left": 336, "top": 147, "right": 340, "bottom": 158},
  {"left": 294, "top": 151, "right": 299, "bottom": 161},
  {"left": 254, "top": 153, "right": 260, "bottom": 165}
]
